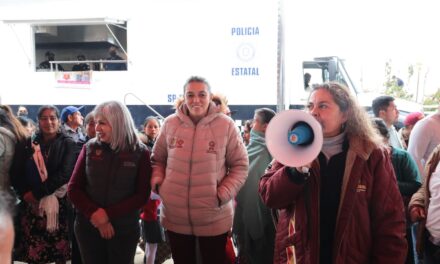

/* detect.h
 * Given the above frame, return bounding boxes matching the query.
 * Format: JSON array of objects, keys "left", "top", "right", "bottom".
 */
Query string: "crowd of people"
[
  {"left": 37, "top": 45, "right": 127, "bottom": 72},
  {"left": 0, "top": 77, "right": 439, "bottom": 264}
]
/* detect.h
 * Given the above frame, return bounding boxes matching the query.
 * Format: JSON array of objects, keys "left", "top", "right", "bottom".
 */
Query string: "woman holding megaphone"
[{"left": 259, "top": 82, "right": 407, "bottom": 264}]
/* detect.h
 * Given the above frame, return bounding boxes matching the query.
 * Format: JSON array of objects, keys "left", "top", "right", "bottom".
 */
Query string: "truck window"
[
  {"left": 303, "top": 68, "right": 328, "bottom": 88},
  {"left": 34, "top": 23, "right": 127, "bottom": 72}
]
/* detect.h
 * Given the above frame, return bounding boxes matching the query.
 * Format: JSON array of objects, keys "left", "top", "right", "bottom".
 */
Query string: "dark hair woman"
[{"left": 13, "top": 105, "right": 77, "bottom": 264}]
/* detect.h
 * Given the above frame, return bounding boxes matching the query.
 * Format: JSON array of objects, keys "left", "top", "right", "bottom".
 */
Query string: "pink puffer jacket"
[{"left": 151, "top": 102, "right": 248, "bottom": 236}]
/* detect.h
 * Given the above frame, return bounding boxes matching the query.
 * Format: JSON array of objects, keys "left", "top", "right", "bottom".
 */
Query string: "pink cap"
[{"left": 404, "top": 112, "right": 424, "bottom": 127}]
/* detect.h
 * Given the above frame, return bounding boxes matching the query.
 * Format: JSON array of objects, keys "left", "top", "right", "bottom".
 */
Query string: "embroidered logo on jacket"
[
  {"left": 123, "top": 161, "right": 136, "bottom": 167},
  {"left": 169, "top": 137, "right": 184, "bottom": 149},
  {"left": 90, "top": 148, "right": 104, "bottom": 160},
  {"left": 207, "top": 141, "right": 217, "bottom": 154}
]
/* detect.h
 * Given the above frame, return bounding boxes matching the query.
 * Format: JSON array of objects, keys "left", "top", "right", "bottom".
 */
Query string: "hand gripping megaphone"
[{"left": 266, "top": 110, "right": 323, "bottom": 167}]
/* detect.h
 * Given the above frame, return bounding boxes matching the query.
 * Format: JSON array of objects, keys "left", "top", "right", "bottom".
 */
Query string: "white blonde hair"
[{"left": 93, "top": 101, "right": 140, "bottom": 151}]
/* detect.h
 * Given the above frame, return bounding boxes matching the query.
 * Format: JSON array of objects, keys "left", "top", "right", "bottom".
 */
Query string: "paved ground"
[
  {"left": 134, "top": 246, "right": 174, "bottom": 264},
  {"left": 14, "top": 246, "right": 174, "bottom": 264}
]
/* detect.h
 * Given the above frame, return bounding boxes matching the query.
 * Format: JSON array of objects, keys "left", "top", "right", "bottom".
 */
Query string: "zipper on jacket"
[
  {"left": 317, "top": 175, "right": 320, "bottom": 263},
  {"left": 310, "top": 162, "right": 321, "bottom": 263},
  {"left": 187, "top": 125, "right": 196, "bottom": 234},
  {"left": 304, "top": 172, "right": 320, "bottom": 263},
  {"left": 104, "top": 151, "right": 116, "bottom": 207},
  {"left": 334, "top": 151, "right": 355, "bottom": 261}
]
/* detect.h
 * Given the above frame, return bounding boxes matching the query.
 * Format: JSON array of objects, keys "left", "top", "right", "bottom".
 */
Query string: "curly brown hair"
[{"left": 311, "top": 82, "right": 382, "bottom": 146}]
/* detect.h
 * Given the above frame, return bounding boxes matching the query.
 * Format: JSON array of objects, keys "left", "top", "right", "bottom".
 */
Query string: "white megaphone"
[{"left": 266, "top": 110, "right": 323, "bottom": 167}]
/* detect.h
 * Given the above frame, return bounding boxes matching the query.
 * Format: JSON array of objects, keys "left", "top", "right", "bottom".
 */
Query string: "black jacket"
[{"left": 11, "top": 132, "right": 77, "bottom": 199}]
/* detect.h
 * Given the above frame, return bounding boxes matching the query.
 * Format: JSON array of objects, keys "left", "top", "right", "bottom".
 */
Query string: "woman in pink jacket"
[
  {"left": 259, "top": 82, "right": 407, "bottom": 264},
  {"left": 151, "top": 76, "right": 248, "bottom": 264}
]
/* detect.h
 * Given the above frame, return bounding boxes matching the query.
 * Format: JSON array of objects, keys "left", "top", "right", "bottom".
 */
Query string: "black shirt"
[{"left": 319, "top": 143, "right": 348, "bottom": 264}]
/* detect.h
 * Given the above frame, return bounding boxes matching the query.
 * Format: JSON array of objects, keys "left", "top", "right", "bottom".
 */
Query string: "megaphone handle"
[
  {"left": 298, "top": 166, "right": 311, "bottom": 181},
  {"left": 287, "top": 166, "right": 311, "bottom": 183},
  {"left": 300, "top": 167, "right": 310, "bottom": 174}
]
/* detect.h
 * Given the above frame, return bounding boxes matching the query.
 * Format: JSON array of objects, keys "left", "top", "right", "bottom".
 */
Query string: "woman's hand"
[
  {"left": 97, "top": 222, "right": 115, "bottom": 240},
  {"left": 409, "top": 206, "right": 426, "bottom": 222},
  {"left": 292, "top": 165, "right": 311, "bottom": 181},
  {"left": 90, "top": 208, "right": 109, "bottom": 227},
  {"left": 151, "top": 178, "right": 162, "bottom": 194},
  {"left": 295, "top": 165, "right": 311, "bottom": 174}
]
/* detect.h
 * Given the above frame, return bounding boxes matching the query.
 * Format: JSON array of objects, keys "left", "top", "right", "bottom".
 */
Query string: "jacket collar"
[
  {"left": 248, "top": 130, "right": 265, "bottom": 146},
  {"left": 347, "top": 136, "right": 377, "bottom": 161},
  {"left": 334, "top": 136, "right": 379, "bottom": 255},
  {"left": 177, "top": 101, "right": 221, "bottom": 126}
]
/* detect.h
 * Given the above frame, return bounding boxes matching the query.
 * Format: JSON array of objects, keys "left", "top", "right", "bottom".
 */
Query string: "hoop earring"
[{"left": 341, "top": 123, "right": 346, "bottom": 131}]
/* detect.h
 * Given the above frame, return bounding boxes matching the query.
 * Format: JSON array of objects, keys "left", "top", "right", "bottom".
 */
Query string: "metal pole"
[
  {"left": 415, "top": 66, "right": 420, "bottom": 103},
  {"left": 277, "top": 0, "right": 285, "bottom": 113},
  {"left": 106, "top": 24, "right": 127, "bottom": 56}
]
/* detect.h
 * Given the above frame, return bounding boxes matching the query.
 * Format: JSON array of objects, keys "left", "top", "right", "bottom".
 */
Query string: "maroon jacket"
[{"left": 259, "top": 137, "right": 407, "bottom": 264}]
